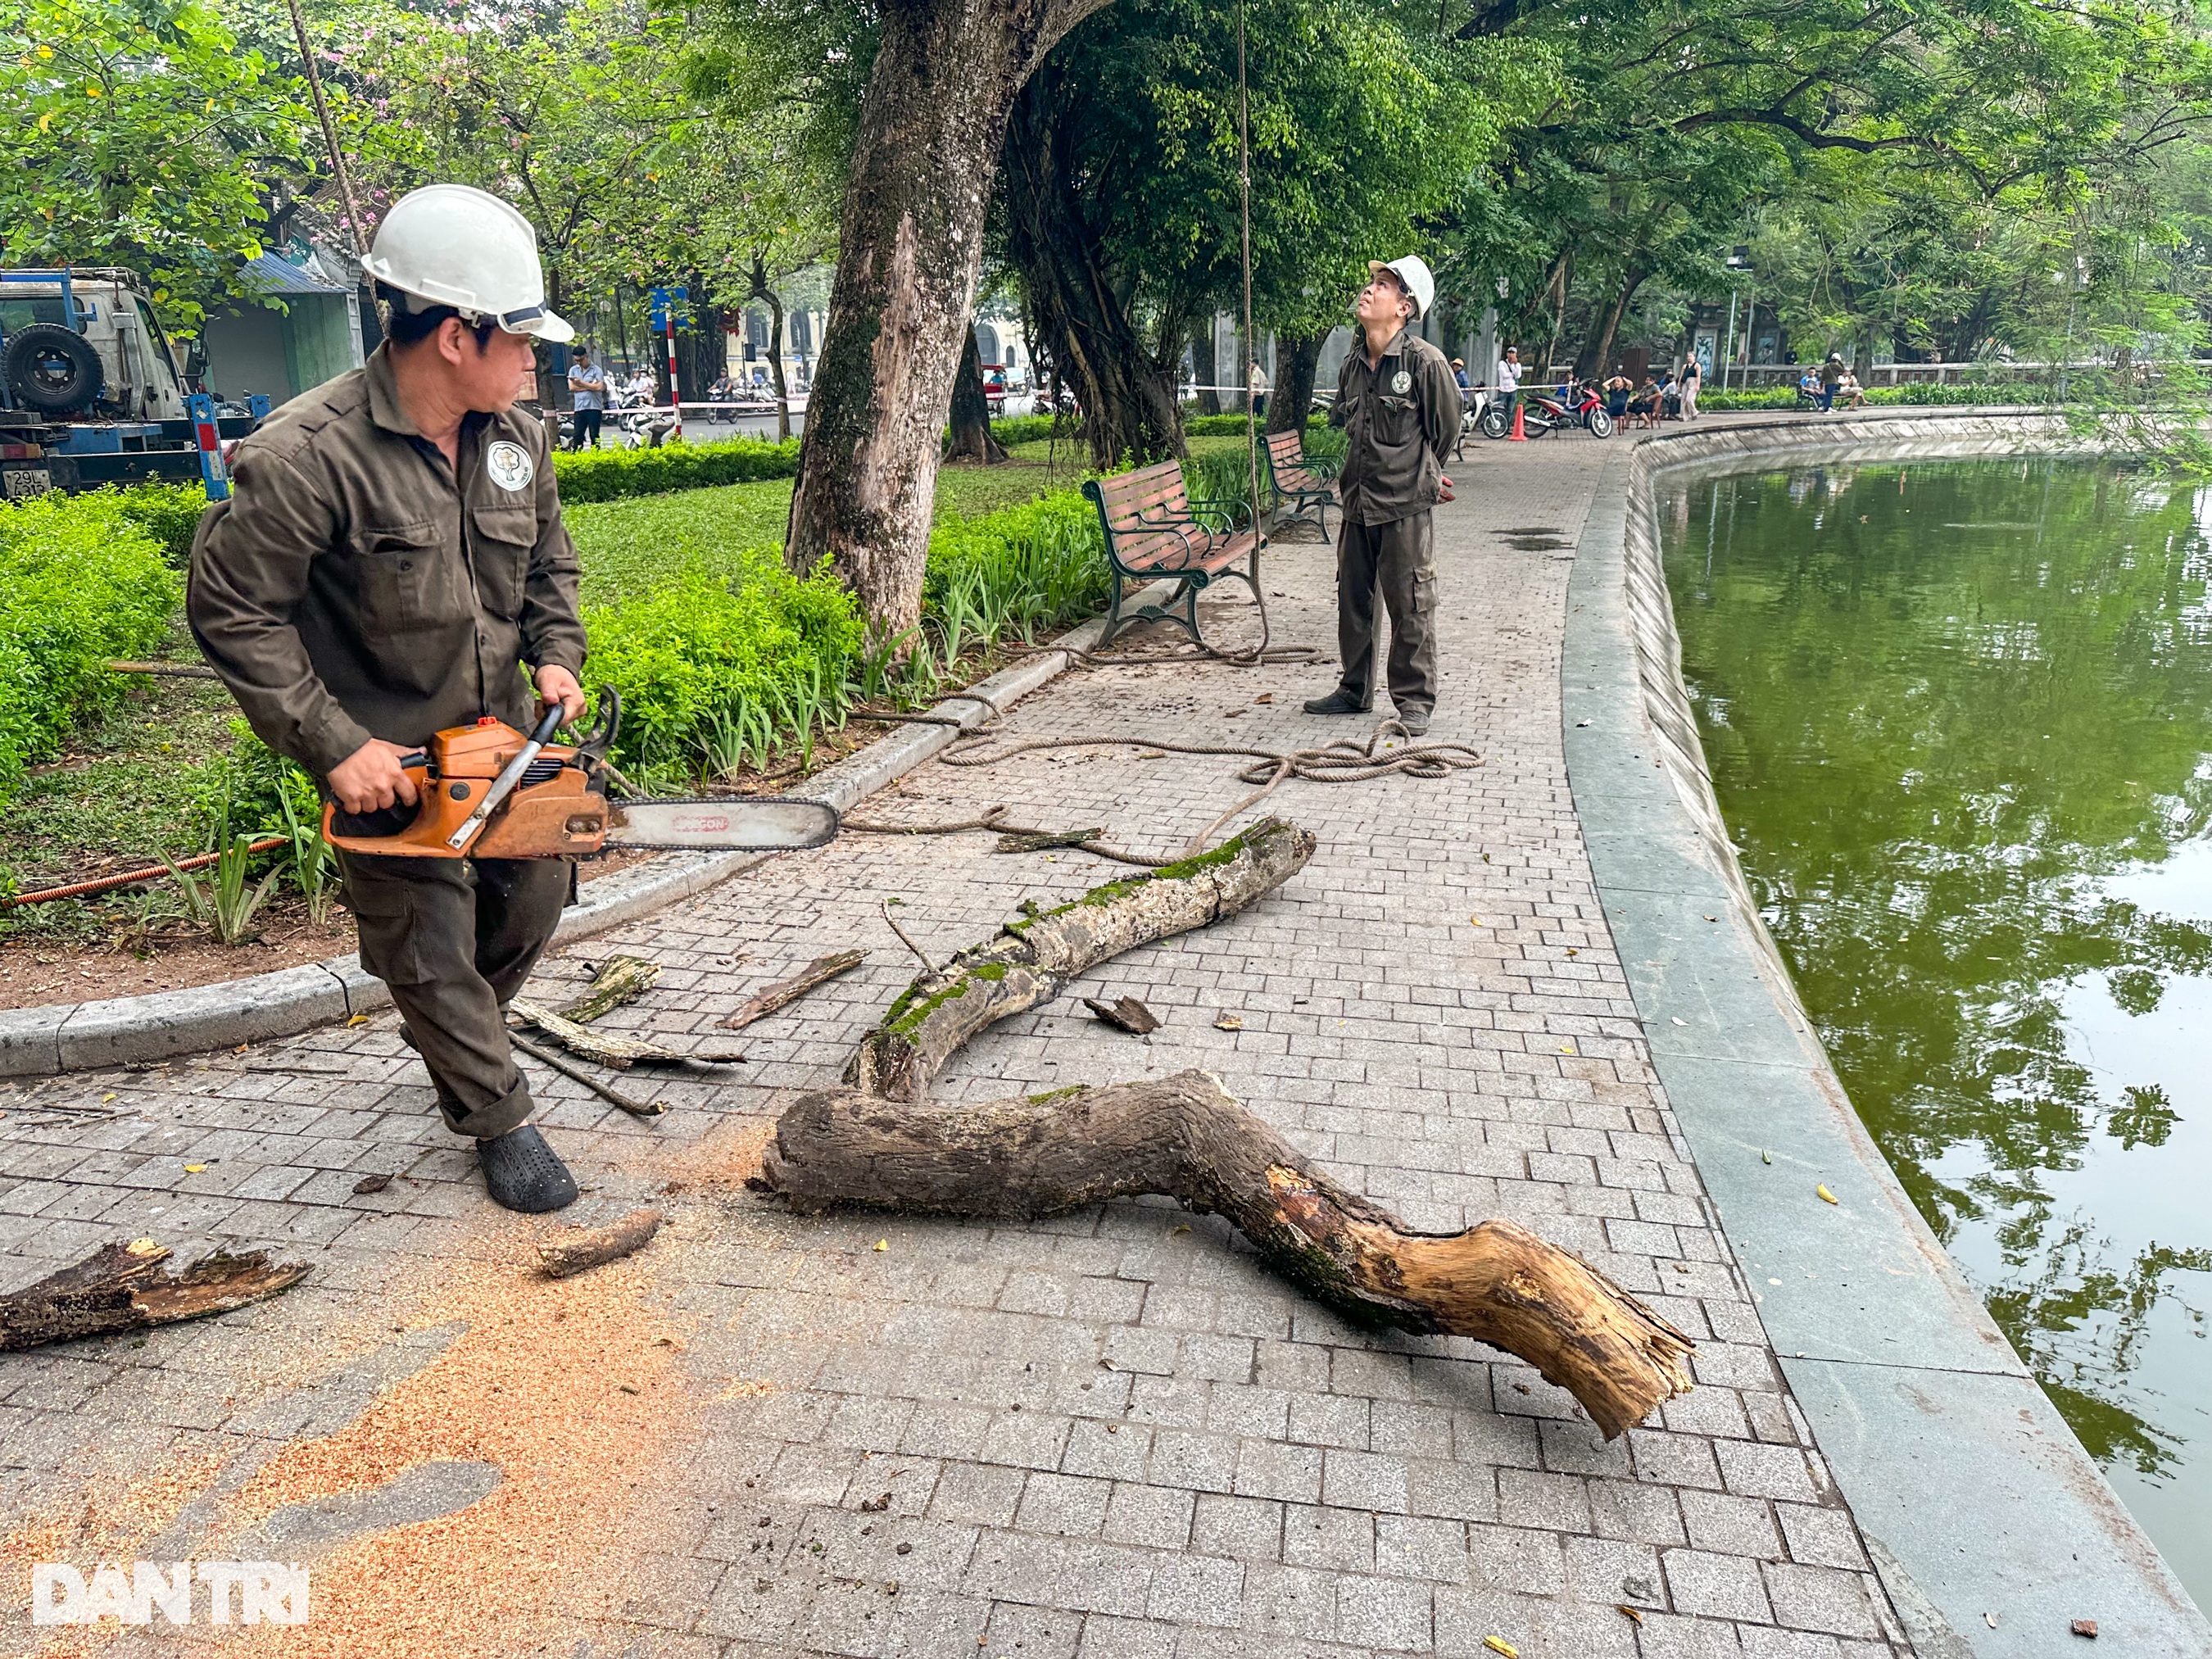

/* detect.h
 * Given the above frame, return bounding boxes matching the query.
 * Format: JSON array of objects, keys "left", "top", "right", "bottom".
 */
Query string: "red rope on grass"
[{"left": 3, "top": 838, "right": 290, "bottom": 909}]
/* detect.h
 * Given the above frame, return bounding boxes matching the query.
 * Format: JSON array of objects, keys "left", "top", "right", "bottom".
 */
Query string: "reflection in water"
[{"left": 1662, "top": 460, "right": 2212, "bottom": 1607}]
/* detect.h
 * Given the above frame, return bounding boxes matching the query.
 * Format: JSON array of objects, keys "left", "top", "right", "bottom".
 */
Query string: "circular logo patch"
[
  {"left": 485, "top": 439, "right": 535, "bottom": 492},
  {"left": 1391, "top": 369, "right": 1412, "bottom": 394}
]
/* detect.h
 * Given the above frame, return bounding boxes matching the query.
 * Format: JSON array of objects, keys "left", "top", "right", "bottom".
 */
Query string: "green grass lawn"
[{"left": 568, "top": 451, "right": 1098, "bottom": 607}]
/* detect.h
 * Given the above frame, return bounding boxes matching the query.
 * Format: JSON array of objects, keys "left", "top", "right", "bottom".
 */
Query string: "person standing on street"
[
  {"left": 188, "top": 184, "right": 591, "bottom": 1215},
  {"left": 1303, "top": 255, "right": 1459, "bottom": 736},
  {"left": 1495, "top": 345, "right": 1523, "bottom": 424},
  {"left": 1819, "top": 352, "right": 1844, "bottom": 411},
  {"left": 566, "top": 345, "right": 607, "bottom": 450},
  {"left": 1679, "top": 351, "right": 1701, "bottom": 418}
]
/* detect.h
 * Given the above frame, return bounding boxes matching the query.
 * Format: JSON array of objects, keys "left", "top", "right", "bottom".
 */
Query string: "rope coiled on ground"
[{"left": 845, "top": 721, "right": 1481, "bottom": 862}]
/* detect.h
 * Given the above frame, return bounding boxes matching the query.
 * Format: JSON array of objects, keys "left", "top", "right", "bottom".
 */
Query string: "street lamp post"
[{"left": 1720, "top": 247, "right": 1751, "bottom": 393}]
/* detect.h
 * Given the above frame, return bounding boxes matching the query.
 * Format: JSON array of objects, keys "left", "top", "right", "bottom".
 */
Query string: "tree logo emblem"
[{"left": 486, "top": 441, "right": 534, "bottom": 492}]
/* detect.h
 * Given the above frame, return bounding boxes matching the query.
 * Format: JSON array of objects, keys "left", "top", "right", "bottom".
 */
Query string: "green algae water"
[{"left": 1661, "top": 458, "right": 2212, "bottom": 1608}]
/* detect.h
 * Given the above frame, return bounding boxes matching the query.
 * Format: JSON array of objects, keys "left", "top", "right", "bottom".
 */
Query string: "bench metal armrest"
[{"left": 1183, "top": 494, "right": 1253, "bottom": 531}]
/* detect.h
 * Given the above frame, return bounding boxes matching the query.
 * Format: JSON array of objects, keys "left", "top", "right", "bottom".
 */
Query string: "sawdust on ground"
[{"left": 2, "top": 1220, "right": 706, "bottom": 1657}]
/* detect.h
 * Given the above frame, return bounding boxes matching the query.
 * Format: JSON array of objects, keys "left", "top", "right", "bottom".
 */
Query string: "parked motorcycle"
[{"left": 1484, "top": 381, "right": 1613, "bottom": 440}]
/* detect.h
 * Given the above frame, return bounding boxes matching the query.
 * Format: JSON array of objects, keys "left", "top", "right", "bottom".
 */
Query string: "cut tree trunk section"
[
  {"left": 845, "top": 818, "right": 1316, "bottom": 1102},
  {"left": 747, "top": 814, "right": 1698, "bottom": 1437},
  {"left": 1, "top": 1239, "right": 307, "bottom": 1353},
  {"left": 759, "top": 1072, "right": 1693, "bottom": 1439}
]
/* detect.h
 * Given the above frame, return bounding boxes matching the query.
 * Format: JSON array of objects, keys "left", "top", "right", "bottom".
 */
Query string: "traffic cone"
[{"left": 1508, "top": 399, "right": 1526, "bottom": 441}]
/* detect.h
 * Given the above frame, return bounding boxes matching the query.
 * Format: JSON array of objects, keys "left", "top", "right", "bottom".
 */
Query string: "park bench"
[
  {"left": 1262, "top": 429, "right": 1340, "bottom": 536},
  {"left": 1082, "top": 459, "right": 1262, "bottom": 647}
]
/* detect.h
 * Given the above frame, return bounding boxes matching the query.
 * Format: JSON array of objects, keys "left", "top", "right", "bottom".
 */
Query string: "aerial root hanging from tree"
[{"left": 750, "top": 815, "right": 1696, "bottom": 1437}]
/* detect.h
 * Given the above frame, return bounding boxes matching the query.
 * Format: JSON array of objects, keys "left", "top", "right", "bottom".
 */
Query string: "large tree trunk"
[
  {"left": 948, "top": 324, "right": 1009, "bottom": 462},
  {"left": 747, "top": 816, "right": 1700, "bottom": 1439},
  {"left": 749, "top": 257, "right": 794, "bottom": 443},
  {"left": 1269, "top": 329, "right": 1329, "bottom": 434},
  {"left": 1191, "top": 322, "right": 1222, "bottom": 416},
  {"left": 1578, "top": 265, "right": 1646, "bottom": 381},
  {"left": 1001, "top": 63, "right": 1186, "bottom": 471},
  {"left": 785, "top": 0, "right": 1113, "bottom": 636}
]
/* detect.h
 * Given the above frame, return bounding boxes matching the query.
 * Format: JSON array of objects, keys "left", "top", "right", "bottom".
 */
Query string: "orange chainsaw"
[{"left": 322, "top": 687, "right": 839, "bottom": 859}]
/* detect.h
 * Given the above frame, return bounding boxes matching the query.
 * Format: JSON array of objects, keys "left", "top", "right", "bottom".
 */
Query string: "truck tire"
[{"left": 5, "top": 324, "right": 102, "bottom": 416}]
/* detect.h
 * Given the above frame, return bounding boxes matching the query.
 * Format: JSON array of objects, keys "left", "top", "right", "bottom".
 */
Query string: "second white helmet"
[{"left": 363, "top": 184, "right": 573, "bottom": 342}]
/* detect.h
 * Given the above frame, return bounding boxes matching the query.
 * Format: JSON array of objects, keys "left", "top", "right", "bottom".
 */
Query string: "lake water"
[{"left": 1661, "top": 458, "right": 2212, "bottom": 1609}]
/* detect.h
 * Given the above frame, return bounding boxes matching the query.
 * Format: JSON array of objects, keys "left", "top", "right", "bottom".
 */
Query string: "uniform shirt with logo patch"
[
  {"left": 188, "top": 346, "right": 587, "bottom": 775},
  {"left": 1330, "top": 328, "right": 1462, "bottom": 527}
]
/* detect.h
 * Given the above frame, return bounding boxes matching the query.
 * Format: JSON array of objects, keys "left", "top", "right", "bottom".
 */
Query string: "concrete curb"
[
  {"left": 1566, "top": 415, "right": 2210, "bottom": 1657},
  {"left": 0, "top": 583, "right": 1177, "bottom": 1079}
]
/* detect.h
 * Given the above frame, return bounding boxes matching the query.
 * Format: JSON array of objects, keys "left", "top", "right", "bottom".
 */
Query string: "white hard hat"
[
  {"left": 1369, "top": 255, "right": 1435, "bottom": 320},
  {"left": 363, "top": 184, "right": 573, "bottom": 343}
]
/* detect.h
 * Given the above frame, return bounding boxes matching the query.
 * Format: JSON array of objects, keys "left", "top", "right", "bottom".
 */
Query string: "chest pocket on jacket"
[
  {"left": 351, "top": 519, "right": 460, "bottom": 633},
  {"left": 469, "top": 504, "right": 537, "bottom": 619},
  {"left": 1375, "top": 393, "right": 1421, "bottom": 446}
]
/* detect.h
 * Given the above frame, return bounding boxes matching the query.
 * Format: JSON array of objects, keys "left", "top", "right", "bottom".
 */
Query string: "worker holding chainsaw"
[
  {"left": 188, "top": 185, "right": 593, "bottom": 1214},
  {"left": 1303, "top": 254, "right": 1459, "bottom": 736}
]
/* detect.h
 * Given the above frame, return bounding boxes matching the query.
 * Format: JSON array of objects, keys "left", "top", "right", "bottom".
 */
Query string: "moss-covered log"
[
  {"left": 757, "top": 1071, "right": 1695, "bottom": 1439},
  {"left": 845, "top": 816, "right": 1316, "bottom": 1101}
]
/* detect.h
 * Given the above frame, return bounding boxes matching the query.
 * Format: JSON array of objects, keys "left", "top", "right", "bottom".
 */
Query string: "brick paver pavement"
[{"left": 0, "top": 433, "right": 1912, "bottom": 1657}]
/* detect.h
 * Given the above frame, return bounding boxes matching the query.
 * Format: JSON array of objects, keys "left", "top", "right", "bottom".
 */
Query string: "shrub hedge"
[
  {"left": 552, "top": 434, "right": 803, "bottom": 503},
  {"left": 0, "top": 491, "right": 180, "bottom": 807}
]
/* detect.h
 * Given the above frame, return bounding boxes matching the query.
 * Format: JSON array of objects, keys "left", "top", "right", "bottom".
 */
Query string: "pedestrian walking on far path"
[
  {"left": 566, "top": 346, "right": 606, "bottom": 449},
  {"left": 188, "top": 184, "right": 591, "bottom": 1217},
  {"left": 1679, "top": 352, "right": 1701, "bottom": 418},
  {"left": 1303, "top": 254, "right": 1458, "bottom": 737}
]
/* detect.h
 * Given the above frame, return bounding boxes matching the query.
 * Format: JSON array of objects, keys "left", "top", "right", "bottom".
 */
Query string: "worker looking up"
[
  {"left": 1303, "top": 255, "right": 1458, "bottom": 735},
  {"left": 188, "top": 184, "right": 589, "bottom": 1214}
]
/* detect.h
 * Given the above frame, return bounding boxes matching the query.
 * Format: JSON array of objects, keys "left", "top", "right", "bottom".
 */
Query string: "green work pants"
[
  {"left": 336, "top": 851, "right": 571, "bottom": 1140},
  {"left": 1334, "top": 510, "right": 1439, "bottom": 717}
]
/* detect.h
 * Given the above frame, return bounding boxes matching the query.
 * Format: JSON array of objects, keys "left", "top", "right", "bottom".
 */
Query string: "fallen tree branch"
[
  {"left": 510, "top": 999, "right": 741, "bottom": 1072},
  {"left": 1, "top": 1239, "right": 308, "bottom": 1353},
  {"left": 757, "top": 1072, "right": 1694, "bottom": 1439},
  {"left": 723, "top": 950, "right": 868, "bottom": 1030},
  {"left": 846, "top": 816, "right": 1317, "bottom": 1101},
  {"left": 510, "top": 1032, "right": 664, "bottom": 1117},
  {"left": 537, "top": 1208, "right": 664, "bottom": 1278}
]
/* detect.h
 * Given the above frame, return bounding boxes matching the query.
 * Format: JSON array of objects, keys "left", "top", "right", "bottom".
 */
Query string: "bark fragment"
[
  {"left": 537, "top": 1209, "right": 664, "bottom": 1279},
  {"left": 561, "top": 955, "right": 662, "bottom": 1025},
  {"left": 1, "top": 1239, "right": 307, "bottom": 1353},
  {"left": 758, "top": 1072, "right": 1694, "bottom": 1438},
  {"left": 1083, "top": 995, "right": 1161, "bottom": 1034}
]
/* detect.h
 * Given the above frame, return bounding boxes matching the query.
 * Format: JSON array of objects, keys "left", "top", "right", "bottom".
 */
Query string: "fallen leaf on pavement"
[
  {"left": 1482, "top": 1638, "right": 1518, "bottom": 1658},
  {"left": 1817, "top": 1184, "right": 1838, "bottom": 1204},
  {"left": 1616, "top": 1607, "right": 1643, "bottom": 1625},
  {"left": 347, "top": 1013, "right": 369, "bottom": 1027},
  {"left": 183, "top": 1164, "right": 206, "bottom": 1174},
  {"left": 353, "top": 1174, "right": 391, "bottom": 1194},
  {"left": 1214, "top": 1014, "right": 1244, "bottom": 1031},
  {"left": 2072, "top": 1619, "right": 2098, "bottom": 1639}
]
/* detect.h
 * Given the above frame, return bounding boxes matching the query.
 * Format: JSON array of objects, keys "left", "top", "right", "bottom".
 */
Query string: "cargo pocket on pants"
[{"left": 344, "top": 870, "right": 430, "bottom": 986}]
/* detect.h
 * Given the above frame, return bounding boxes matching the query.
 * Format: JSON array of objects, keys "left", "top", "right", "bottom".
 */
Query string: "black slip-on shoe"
[
  {"left": 476, "top": 1123, "right": 580, "bottom": 1213},
  {"left": 1303, "top": 688, "right": 1371, "bottom": 716}
]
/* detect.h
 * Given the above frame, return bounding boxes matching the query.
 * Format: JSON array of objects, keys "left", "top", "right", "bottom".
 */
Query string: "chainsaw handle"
[{"left": 328, "top": 752, "right": 433, "bottom": 840}]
